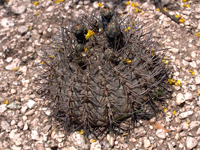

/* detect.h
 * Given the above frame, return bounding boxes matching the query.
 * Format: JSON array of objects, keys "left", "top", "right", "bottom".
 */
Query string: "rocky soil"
[{"left": 0, "top": 0, "right": 200, "bottom": 149}]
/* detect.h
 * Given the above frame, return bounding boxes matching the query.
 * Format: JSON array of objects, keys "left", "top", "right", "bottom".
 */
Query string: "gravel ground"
[{"left": 0, "top": 0, "right": 200, "bottom": 149}]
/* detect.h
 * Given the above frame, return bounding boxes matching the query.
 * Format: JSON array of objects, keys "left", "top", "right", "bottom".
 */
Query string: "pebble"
[
  {"left": 156, "top": 129, "right": 166, "bottom": 139},
  {"left": 5, "top": 57, "right": 13, "bottom": 63},
  {"left": 143, "top": 137, "right": 151, "bottom": 148},
  {"left": 176, "top": 93, "right": 185, "bottom": 105},
  {"left": 1, "top": 121, "right": 11, "bottom": 131},
  {"left": 7, "top": 102, "right": 21, "bottom": 110},
  {"left": 195, "top": 76, "right": 200, "bottom": 85},
  {"left": 0, "top": 104, "right": 7, "bottom": 115},
  {"left": 18, "top": 26, "right": 28, "bottom": 35},
  {"left": 5, "top": 58, "right": 21, "bottom": 71},
  {"left": 31, "top": 130, "right": 40, "bottom": 140},
  {"left": 179, "top": 111, "right": 193, "bottom": 119},
  {"left": 90, "top": 141, "right": 101, "bottom": 150},
  {"left": 12, "top": 6, "right": 26, "bottom": 14},
  {"left": 46, "top": 6, "right": 54, "bottom": 12},
  {"left": 93, "top": 1, "right": 99, "bottom": 9},
  {"left": 190, "top": 121, "right": 200, "bottom": 130},
  {"left": 184, "top": 92, "right": 193, "bottom": 101},
  {"left": 196, "top": 128, "right": 200, "bottom": 135},
  {"left": 134, "top": 127, "right": 146, "bottom": 137},
  {"left": 186, "top": 136, "right": 197, "bottom": 149},
  {"left": 26, "top": 100, "right": 35, "bottom": 109},
  {"left": 107, "top": 134, "right": 115, "bottom": 147}
]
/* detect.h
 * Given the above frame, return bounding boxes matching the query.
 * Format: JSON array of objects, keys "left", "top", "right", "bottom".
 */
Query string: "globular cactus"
[{"left": 37, "top": 5, "right": 169, "bottom": 137}]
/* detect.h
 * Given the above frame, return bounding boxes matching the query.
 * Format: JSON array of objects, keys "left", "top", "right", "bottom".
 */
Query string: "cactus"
[{"left": 37, "top": 6, "right": 169, "bottom": 137}]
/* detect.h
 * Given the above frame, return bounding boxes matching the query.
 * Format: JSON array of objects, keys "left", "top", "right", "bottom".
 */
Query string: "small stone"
[
  {"left": 26, "top": 100, "right": 35, "bottom": 109},
  {"left": 180, "top": 122, "right": 189, "bottom": 130},
  {"left": 11, "top": 89, "right": 17, "bottom": 94},
  {"left": 42, "top": 124, "right": 52, "bottom": 133},
  {"left": 18, "top": 26, "right": 28, "bottom": 35},
  {"left": 17, "top": 121, "right": 23, "bottom": 129},
  {"left": 36, "top": 143, "right": 45, "bottom": 150},
  {"left": 90, "top": 141, "right": 101, "bottom": 150},
  {"left": 1, "top": 121, "right": 11, "bottom": 131},
  {"left": 1, "top": 18, "right": 14, "bottom": 27},
  {"left": 176, "top": 93, "right": 185, "bottom": 105},
  {"left": 31, "top": 130, "right": 40, "bottom": 140},
  {"left": 68, "top": 132, "right": 87, "bottom": 149},
  {"left": 184, "top": 93, "right": 193, "bottom": 101},
  {"left": 7, "top": 102, "right": 21, "bottom": 110},
  {"left": 21, "top": 105, "right": 28, "bottom": 114},
  {"left": 25, "top": 109, "right": 35, "bottom": 116},
  {"left": 190, "top": 121, "right": 200, "bottom": 130},
  {"left": 186, "top": 136, "right": 197, "bottom": 149},
  {"left": 23, "top": 123, "right": 28, "bottom": 130},
  {"left": 179, "top": 111, "right": 193, "bottom": 119},
  {"left": 196, "top": 128, "right": 200, "bottom": 135},
  {"left": 156, "top": 129, "right": 166, "bottom": 139},
  {"left": 107, "top": 134, "right": 115, "bottom": 147},
  {"left": 46, "top": 6, "right": 54, "bottom": 12},
  {"left": 12, "top": 6, "right": 26, "bottom": 14},
  {"left": 134, "top": 127, "right": 146, "bottom": 137},
  {"left": 26, "top": 46, "right": 35, "bottom": 54},
  {"left": 5, "top": 58, "right": 21, "bottom": 71},
  {"left": 143, "top": 137, "right": 151, "bottom": 148},
  {"left": 0, "top": 104, "right": 7, "bottom": 115},
  {"left": 185, "top": 56, "right": 192, "bottom": 62},
  {"left": 6, "top": 57, "right": 13, "bottom": 63},
  {"left": 93, "top": 1, "right": 99, "bottom": 9},
  {"left": 195, "top": 76, "right": 200, "bottom": 85}
]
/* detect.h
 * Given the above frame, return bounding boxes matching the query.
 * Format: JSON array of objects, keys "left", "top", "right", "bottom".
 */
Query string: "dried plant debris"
[{"left": 36, "top": 5, "right": 170, "bottom": 139}]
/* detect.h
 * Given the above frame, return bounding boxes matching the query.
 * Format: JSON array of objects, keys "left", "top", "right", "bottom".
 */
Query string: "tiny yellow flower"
[
  {"left": 162, "top": 7, "right": 168, "bottom": 13},
  {"left": 33, "top": 1, "right": 39, "bottom": 6},
  {"left": 183, "top": 4, "right": 190, "bottom": 8},
  {"left": 51, "top": 44, "right": 54, "bottom": 47},
  {"left": 13, "top": 67, "right": 18, "bottom": 71},
  {"left": 92, "top": 139, "right": 96, "bottom": 143},
  {"left": 179, "top": 17, "right": 186, "bottom": 23},
  {"left": 189, "top": 70, "right": 195, "bottom": 75},
  {"left": 85, "top": 30, "right": 94, "bottom": 40},
  {"left": 57, "top": 47, "right": 61, "bottom": 51},
  {"left": 125, "top": 28, "right": 128, "bottom": 32},
  {"left": 123, "top": 58, "right": 131, "bottom": 64},
  {"left": 167, "top": 21, "right": 170, "bottom": 24},
  {"left": 122, "top": 132, "right": 128, "bottom": 136},
  {"left": 41, "top": 62, "right": 46, "bottom": 64},
  {"left": 49, "top": 55, "right": 53, "bottom": 58},
  {"left": 176, "top": 80, "right": 182, "bottom": 86},
  {"left": 4, "top": 100, "right": 9, "bottom": 105},
  {"left": 54, "top": 0, "right": 65, "bottom": 3},
  {"left": 29, "top": 26, "right": 32, "bottom": 30},
  {"left": 131, "top": 3, "right": 138, "bottom": 7},
  {"left": 35, "top": 11, "right": 39, "bottom": 16},
  {"left": 161, "top": 60, "right": 165, "bottom": 63},
  {"left": 174, "top": 110, "right": 176, "bottom": 114},
  {"left": 195, "top": 32, "right": 200, "bottom": 37},
  {"left": 164, "top": 61, "right": 168, "bottom": 65},
  {"left": 175, "top": 14, "right": 181, "bottom": 18},
  {"left": 78, "top": 129, "right": 84, "bottom": 135},
  {"left": 186, "top": 121, "right": 190, "bottom": 125},
  {"left": 155, "top": 8, "right": 160, "bottom": 11},
  {"left": 142, "top": 12, "right": 145, "bottom": 15},
  {"left": 98, "top": 2, "right": 103, "bottom": 7},
  {"left": 164, "top": 57, "right": 167, "bottom": 59},
  {"left": 128, "top": 26, "right": 131, "bottom": 30},
  {"left": 125, "top": 1, "right": 130, "bottom": 5},
  {"left": 182, "top": 0, "right": 189, "bottom": 2},
  {"left": 164, "top": 108, "right": 167, "bottom": 112},
  {"left": 84, "top": 47, "right": 89, "bottom": 53},
  {"left": 135, "top": 8, "right": 141, "bottom": 13}
]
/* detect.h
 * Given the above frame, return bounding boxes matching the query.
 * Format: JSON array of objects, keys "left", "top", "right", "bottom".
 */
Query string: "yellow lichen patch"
[
  {"left": 84, "top": 47, "right": 89, "bottom": 53},
  {"left": 98, "top": 2, "right": 103, "bottom": 7},
  {"left": 85, "top": 30, "right": 94, "bottom": 40},
  {"left": 175, "top": 14, "right": 181, "bottom": 18},
  {"left": 135, "top": 8, "right": 141, "bottom": 13},
  {"left": 54, "top": 0, "right": 65, "bottom": 4},
  {"left": 195, "top": 32, "right": 200, "bottom": 37},
  {"left": 183, "top": 4, "right": 190, "bottom": 8},
  {"left": 179, "top": 17, "right": 186, "bottom": 23},
  {"left": 4, "top": 100, "right": 9, "bottom": 105},
  {"left": 35, "top": 12, "right": 39, "bottom": 16},
  {"left": 123, "top": 58, "right": 131, "bottom": 64},
  {"left": 125, "top": 1, "right": 130, "bottom": 5},
  {"left": 189, "top": 70, "right": 195, "bottom": 75},
  {"left": 33, "top": 1, "right": 39, "bottom": 6},
  {"left": 13, "top": 67, "right": 18, "bottom": 71},
  {"left": 155, "top": 8, "right": 160, "bottom": 11},
  {"left": 162, "top": 7, "right": 168, "bottom": 13},
  {"left": 78, "top": 129, "right": 84, "bottom": 135}
]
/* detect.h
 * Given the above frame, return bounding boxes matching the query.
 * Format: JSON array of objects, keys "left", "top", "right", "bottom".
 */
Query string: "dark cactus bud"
[
  {"left": 101, "top": 5, "right": 113, "bottom": 29},
  {"left": 106, "top": 22, "right": 121, "bottom": 39},
  {"left": 72, "top": 23, "right": 88, "bottom": 44}
]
